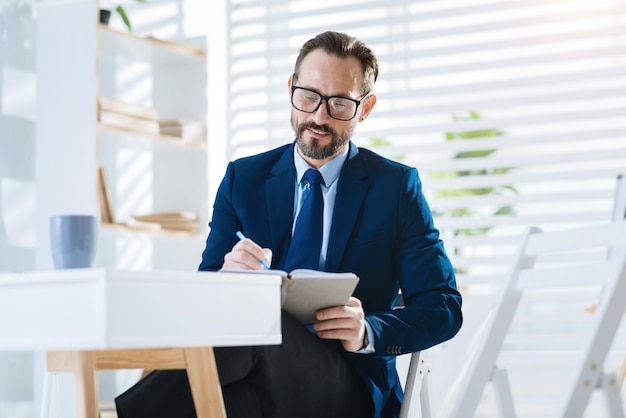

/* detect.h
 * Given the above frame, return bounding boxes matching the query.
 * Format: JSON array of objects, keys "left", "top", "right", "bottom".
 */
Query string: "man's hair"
[{"left": 293, "top": 31, "right": 378, "bottom": 96}]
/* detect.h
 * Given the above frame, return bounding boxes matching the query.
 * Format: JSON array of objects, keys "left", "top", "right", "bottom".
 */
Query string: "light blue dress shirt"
[{"left": 292, "top": 146, "right": 347, "bottom": 270}]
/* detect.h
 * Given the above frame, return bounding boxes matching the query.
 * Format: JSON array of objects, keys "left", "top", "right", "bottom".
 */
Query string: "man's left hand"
[{"left": 313, "top": 297, "right": 366, "bottom": 352}]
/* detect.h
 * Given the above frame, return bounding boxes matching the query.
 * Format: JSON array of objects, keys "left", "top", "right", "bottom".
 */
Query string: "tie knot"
[{"left": 304, "top": 169, "right": 324, "bottom": 186}]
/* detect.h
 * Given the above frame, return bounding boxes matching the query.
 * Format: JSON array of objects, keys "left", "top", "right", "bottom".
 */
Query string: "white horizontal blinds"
[
  {"left": 392, "top": 0, "right": 626, "bottom": 286},
  {"left": 228, "top": 0, "right": 406, "bottom": 159},
  {"left": 227, "top": 0, "right": 626, "bottom": 284}
]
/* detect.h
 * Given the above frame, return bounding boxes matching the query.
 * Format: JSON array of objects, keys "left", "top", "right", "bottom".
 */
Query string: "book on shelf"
[
  {"left": 123, "top": 219, "right": 162, "bottom": 231},
  {"left": 220, "top": 268, "right": 360, "bottom": 323},
  {"left": 97, "top": 166, "right": 115, "bottom": 224},
  {"left": 133, "top": 211, "right": 198, "bottom": 221},
  {"left": 98, "top": 96, "right": 158, "bottom": 121},
  {"left": 99, "top": 111, "right": 160, "bottom": 136},
  {"left": 126, "top": 211, "right": 198, "bottom": 232},
  {"left": 159, "top": 119, "right": 206, "bottom": 141},
  {"left": 98, "top": 96, "right": 160, "bottom": 135}
]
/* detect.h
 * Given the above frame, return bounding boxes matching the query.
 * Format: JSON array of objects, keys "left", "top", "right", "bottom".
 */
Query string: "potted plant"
[{"left": 99, "top": 0, "right": 146, "bottom": 32}]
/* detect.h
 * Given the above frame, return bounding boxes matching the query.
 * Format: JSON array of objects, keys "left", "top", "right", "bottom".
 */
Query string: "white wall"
[
  {"left": 0, "top": 2, "right": 39, "bottom": 417},
  {"left": 0, "top": 0, "right": 37, "bottom": 273}
]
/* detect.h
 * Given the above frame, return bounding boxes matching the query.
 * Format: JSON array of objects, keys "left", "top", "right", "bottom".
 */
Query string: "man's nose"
[{"left": 311, "top": 99, "right": 332, "bottom": 122}]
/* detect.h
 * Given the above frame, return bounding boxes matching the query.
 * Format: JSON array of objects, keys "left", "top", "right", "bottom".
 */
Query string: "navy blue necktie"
[{"left": 284, "top": 169, "right": 324, "bottom": 271}]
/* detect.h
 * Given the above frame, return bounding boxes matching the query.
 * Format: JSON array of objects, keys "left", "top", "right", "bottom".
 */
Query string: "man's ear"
[
  {"left": 358, "top": 94, "right": 377, "bottom": 122},
  {"left": 287, "top": 74, "right": 293, "bottom": 95}
]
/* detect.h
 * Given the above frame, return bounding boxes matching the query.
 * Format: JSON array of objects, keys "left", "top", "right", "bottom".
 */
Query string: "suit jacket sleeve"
[
  {"left": 358, "top": 166, "right": 462, "bottom": 356},
  {"left": 198, "top": 161, "right": 243, "bottom": 272}
]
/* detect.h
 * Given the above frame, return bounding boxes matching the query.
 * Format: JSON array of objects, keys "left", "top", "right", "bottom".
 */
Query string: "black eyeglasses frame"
[{"left": 290, "top": 84, "right": 370, "bottom": 121}]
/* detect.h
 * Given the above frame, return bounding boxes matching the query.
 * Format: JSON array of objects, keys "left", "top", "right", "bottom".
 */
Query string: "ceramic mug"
[{"left": 49, "top": 214, "right": 98, "bottom": 269}]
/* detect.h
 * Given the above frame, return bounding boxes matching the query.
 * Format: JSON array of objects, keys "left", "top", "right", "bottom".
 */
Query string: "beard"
[{"left": 292, "top": 117, "right": 354, "bottom": 160}]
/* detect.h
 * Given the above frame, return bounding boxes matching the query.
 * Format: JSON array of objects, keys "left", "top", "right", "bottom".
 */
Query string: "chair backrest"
[
  {"left": 447, "top": 221, "right": 626, "bottom": 417},
  {"left": 395, "top": 289, "right": 432, "bottom": 417},
  {"left": 429, "top": 171, "right": 626, "bottom": 416},
  {"left": 395, "top": 289, "right": 433, "bottom": 417},
  {"left": 398, "top": 351, "right": 431, "bottom": 418},
  {"left": 612, "top": 173, "right": 626, "bottom": 221}
]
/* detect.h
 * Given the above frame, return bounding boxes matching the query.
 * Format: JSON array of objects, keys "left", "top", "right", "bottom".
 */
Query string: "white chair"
[
  {"left": 395, "top": 289, "right": 433, "bottom": 418},
  {"left": 449, "top": 221, "right": 626, "bottom": 418},
  {"left": 399, "top": 351, "right": 432, "bottom": 418},
  {"left": 613, "top": 173, "right": 626, "bottom": 222},
  {"left": 426, "top": 286, "right": 497, "bottom": 417},
  {"left": 555, "top": 173, "right": 626, "bottom": 418}
]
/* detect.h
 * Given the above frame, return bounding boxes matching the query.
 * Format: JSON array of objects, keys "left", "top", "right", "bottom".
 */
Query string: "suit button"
[{"left": 387, "top": 345, "right": 402, "bottom": 355}]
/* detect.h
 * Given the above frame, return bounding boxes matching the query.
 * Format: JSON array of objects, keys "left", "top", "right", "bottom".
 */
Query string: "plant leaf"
[{"left": 116, "top": 5, "right": 132, "bottom": 32}]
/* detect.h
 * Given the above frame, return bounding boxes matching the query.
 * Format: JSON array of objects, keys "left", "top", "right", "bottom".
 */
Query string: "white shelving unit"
[
  {"left": 97, "top": 24, "right": 209, "bottom": 271},
  {"left": 36, "top": 2, "right": 209, "bottom": 272}
]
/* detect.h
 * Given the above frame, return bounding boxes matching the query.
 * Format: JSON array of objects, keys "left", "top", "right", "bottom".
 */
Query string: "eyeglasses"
[{"left": 290, "top": 85, "right": 370, "bottom": 121}]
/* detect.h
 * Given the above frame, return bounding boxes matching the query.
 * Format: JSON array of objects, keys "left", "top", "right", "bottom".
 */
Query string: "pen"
[{"left": 236, "top": 231, "right": 271, "bottom": 270}]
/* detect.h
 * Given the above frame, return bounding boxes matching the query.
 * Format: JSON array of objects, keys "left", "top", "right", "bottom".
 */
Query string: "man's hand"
[
  {"left": 222, "top": 237, "right": 272, "bottom": 270},
  {"left": 313, "top": 297, "right": 366, "bottom": 352}
]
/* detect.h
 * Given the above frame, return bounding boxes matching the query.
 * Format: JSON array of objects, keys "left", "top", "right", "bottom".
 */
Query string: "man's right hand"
[{"left": 222, "top": 237, "right": 272, "bottom": 270}]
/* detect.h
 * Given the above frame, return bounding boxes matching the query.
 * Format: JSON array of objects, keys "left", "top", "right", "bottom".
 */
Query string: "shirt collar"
[{"left": 293, "top": 143, "right": 349, "bottom": 187}]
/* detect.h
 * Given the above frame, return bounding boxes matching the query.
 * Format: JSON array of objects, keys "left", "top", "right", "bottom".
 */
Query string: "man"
[{"left": 116, "top": 31, "right": 462, "bottom": 418}]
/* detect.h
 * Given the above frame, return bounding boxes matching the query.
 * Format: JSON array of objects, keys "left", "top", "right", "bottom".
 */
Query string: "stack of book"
[
  {"left": 98, "top": 96, "right": 160, "bottom": 136},
  {"left": 125, "top": 211, "right": 199, "bottom": 233},
  {"left": 159, "top": 119, "right": 206, "bottom": 142}
]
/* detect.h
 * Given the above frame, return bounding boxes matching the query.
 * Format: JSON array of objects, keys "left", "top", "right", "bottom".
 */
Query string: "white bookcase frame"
[{"left": 36, "top": 1, "right": 209, "bottom": 272}]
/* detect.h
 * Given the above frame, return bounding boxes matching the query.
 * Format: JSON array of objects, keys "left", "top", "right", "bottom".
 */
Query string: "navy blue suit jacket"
[{"left": 199, "top": 141, "right": 462, "bottom": 418}]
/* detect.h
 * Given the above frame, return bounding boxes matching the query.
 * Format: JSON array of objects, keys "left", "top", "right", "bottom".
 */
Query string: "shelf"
[
  {"left": 101, "top": 222, "right": 205, "bottom": 240},
  {"left": 94, "top": 18, "right": 209, "bottom": 270},
  {"left": 98, "top": 24, "right": 206, "bottom": 64},
  {"left": 99, "top": 123, "right": 208, "bottom": 151}
]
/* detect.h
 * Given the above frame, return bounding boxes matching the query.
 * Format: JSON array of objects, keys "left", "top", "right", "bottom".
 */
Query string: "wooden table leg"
[
  {"left": 48, "top": 347, "right": 226, "bottom": 418},
  {"left": 184, "top": 347, "right": 227, "bottom": 418},
  {"left": 47, "top": 351, "right": 98, "bottom": 418}
]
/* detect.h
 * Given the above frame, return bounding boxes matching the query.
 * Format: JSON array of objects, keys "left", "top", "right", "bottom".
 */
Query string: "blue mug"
[{"left": 49, "top": 214, "right": 98, "bottom": 269}]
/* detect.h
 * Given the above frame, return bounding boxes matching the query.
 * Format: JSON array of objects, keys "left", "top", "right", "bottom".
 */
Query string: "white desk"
[{"left": 0, "top": 269, "right": 282, "bottom": 418}]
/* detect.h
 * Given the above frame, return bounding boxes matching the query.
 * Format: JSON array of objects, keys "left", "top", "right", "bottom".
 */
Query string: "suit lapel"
[
  {"left": 326, "top": 143, "right": 369, "bottom": 272},
  {"left": 266, "top": 144, "right": 297, "bottom": 267}
]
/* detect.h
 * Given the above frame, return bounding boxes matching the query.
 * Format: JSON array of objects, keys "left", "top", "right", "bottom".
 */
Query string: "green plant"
[
  {"left": 115, "top": 0, "right": 146, "bottom": 32},
  {"left": 364, "top": 114, "right": 515, "bottom": 273},
  {"left": 430, "top": 110, "right": 517, "bottom": 272}
]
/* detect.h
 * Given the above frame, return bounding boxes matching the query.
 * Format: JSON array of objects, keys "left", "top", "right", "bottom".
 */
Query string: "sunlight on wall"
[
  {"left": 113, "top": 61, "right": 154, "bottom": 107},
  {"left": 116, "top": 146, "right": 153, "bottom": 222},
  {"left": 1, "top": 67, "right": 36, "bottom": 120},
  {"left": 1, "top": 178, "right": 35, "bottom": 248},
  {"left": 99, "top": 57, "right": 154, "bottom": 110},
  {"left": 116, "top": 232, "right": 153, "bottom": 269},
  {"left": 1, "top": 7, "right": 37, "bottom": 274},
  {"left": 125, "top": 1, "right": 182, "bottom": 39},
  {"left": 96, "top": 228, "right": 154, "bottom": 270}
]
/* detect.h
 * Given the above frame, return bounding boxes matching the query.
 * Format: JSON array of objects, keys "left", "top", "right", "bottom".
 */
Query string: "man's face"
[{"left": 289, "top": 49, "right": 372, "bottom": 165}]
